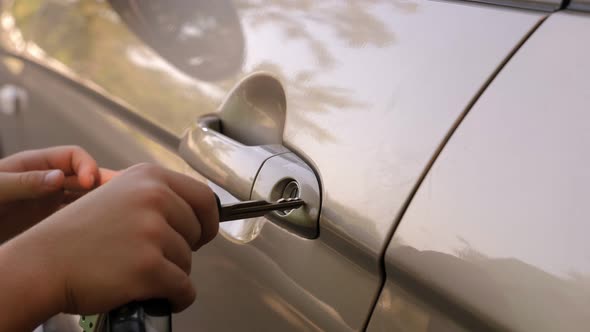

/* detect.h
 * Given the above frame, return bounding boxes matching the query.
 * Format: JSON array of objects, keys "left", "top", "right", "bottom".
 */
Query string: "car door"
[
  {"left": 0, "top": 54, "right": 28, "bottom": 156},
  {"left": 368, "top": 9, "right": 590, "bottom": 332},
  {"left": 0, "top": 0, "right": 544, "bottom": 331}
]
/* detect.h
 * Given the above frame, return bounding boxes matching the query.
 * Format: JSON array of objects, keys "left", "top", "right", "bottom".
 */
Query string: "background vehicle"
[{"left": 0, "top": 0, "right": 589, "bottom": 331}]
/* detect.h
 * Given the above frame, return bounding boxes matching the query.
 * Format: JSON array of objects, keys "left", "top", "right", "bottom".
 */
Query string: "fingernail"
[
  {"left": 44, "top": 170, "right": 63, "bottom": 187},
  {"left": 88, "top": 175, "right": 95, "bottom": 187}
]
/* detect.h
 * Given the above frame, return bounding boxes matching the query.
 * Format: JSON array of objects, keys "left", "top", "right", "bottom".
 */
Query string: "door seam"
[{"left": 361, "top": 14, "right": 549, "bottom": 331}]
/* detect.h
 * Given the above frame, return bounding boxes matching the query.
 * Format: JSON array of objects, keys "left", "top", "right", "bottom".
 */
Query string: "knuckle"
[
  {"left": 19, "top": 172, "right": 41, "bottom": 188},
  {"left": 61, "top": 145, "right": 86, "bottom": 158},
  {"left": 202, "top": 198, "right": 220, "bottom": 243},
  {"left": 197, "top": 182, "right": 214, "bottom": 198},
  {"left": 189, "top": 220, "right": 202, "bottom": 250},
  {"left": 194, "top": 188, "right": 219, "bottom": 246},
  {"left": 138, "top": 183, "right": 170, "bottom": 208},
  {"left": 139, "top": 216, "right": 166, "bottom": 242},
  {"left": 202, "top": 187, "right": 217, "bottom": 208},
  {"left": 67, "top": 145, "right": 84, "bottom": 153},
  {"left": 136, "top": 249, "right": 162, "bottom": 274},
  {"left": 17, "top": 150, "right": 34, "bottom": 160}
]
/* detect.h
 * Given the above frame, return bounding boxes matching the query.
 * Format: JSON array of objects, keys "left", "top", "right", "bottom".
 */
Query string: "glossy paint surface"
[
  {"left": 0, "top": 0, "right": 545, "bottom": 330},
  {"left": 569, "top": 0, "right": 590, "bottom": 10},
  {"left": 1, "top": 0, "right": 543, "bottom": 264},
  {"left": 371, "top": 11, "right": 590, "bottom": 331}
]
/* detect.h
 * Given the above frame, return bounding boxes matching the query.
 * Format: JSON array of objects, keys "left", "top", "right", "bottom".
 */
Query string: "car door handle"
[
  {"left": 178, "top": 73, "right": 321, "bottom": 237},
  {"left": 179, "top": 114, "right": 288, "bottom": 201}
]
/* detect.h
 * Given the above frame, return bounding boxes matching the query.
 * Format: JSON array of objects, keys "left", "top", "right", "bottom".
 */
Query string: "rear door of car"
[
  {"left": 368, "top": 8, "right": 590, "bottom": 332},
  {"left": 0, "top": 0, "right": 544, "bottom": 330}
]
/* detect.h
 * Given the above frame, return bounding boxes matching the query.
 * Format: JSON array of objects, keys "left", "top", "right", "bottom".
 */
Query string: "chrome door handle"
[
  {"left": 178, "top": 114, "right": 288, "bottom": 201},
  {"left": 178, "top": 73, "right": 321, "bottom": 237}
]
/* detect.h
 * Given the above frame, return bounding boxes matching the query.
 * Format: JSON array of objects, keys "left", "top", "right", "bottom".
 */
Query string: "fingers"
[
  {"left": 0, "top": 170, "right": 65, "bottom": 202},
  {"left": 63, "top": 168, "right": 119, "bottom": 191},
  {"left": 125, "top": 164, "right": 219, "bottom": 250},
  {"left": 160, "top": 169, "right": 219, "bottom": 249},
  {"left": 144, "top": 259, "right": 196, "bottom": 313},
  {"left": 97, "top": 168, "right": 119, "bottom": 185},
  {"left": 59, "top": 168, "right": 120, "bottom": 205},
  {"left": 159, "top": 223, "right": 193, "bottom": 274},
  {"left": 158, "top": 187, "right": 202, "bottom": 250},
  {"left": 0, "top": 146, "right": 100, "bottom": 189},
  {"left": 68, "top": 147, "right": 98, "bottom": 188}
]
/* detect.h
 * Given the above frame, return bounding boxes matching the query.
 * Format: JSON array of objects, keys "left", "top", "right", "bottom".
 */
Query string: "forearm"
[{"left": 0, "top": 233, "right": 64, "bottom": 331}]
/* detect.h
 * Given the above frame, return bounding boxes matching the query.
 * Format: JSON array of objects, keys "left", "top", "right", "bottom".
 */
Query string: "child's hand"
[
  {"left": 0, "top": 146, "right": 116, "bottom": 242},
  {"left": 9, "top": 163, "right": 219, "bottom": 316}
]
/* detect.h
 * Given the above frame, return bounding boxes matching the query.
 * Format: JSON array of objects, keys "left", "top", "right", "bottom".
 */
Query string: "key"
[{"left": 215, "top": 194, "right": 305, "bottom": 222}]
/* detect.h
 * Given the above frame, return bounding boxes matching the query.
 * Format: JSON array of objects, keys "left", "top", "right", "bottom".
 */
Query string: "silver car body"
[{"left": 0, "top": 0, "right": 588, "bottom": 331}]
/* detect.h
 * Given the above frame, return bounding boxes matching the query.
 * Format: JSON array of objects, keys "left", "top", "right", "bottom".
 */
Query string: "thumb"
[{"left": 0, "top": 170, "right": 65, "bottom": 202}]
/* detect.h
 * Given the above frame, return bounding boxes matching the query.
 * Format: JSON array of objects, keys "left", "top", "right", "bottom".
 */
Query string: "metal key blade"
[{"left": 218, "top": 198, "right": 304, "bottom": 222}]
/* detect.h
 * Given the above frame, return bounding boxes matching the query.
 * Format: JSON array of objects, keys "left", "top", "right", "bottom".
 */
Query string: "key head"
[
  {"left": 79, "top": 314, "right": 101, "bottom": 332},
  {"left": 108, "top": 300, "right": 171, "bottom": 332}
]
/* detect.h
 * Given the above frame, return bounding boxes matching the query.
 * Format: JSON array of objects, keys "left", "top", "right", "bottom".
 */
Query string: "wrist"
[{"left": 0, "top": 229, "right": 66, "bottom": 330}]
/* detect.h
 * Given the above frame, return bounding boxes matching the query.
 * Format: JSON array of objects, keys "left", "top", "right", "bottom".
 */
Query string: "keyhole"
[
  {"left": 276, "top": 181, "right": 300, "bottom": 216},
  {"left": 282, "top": 181, "right": 299, "bottom": 199}
]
